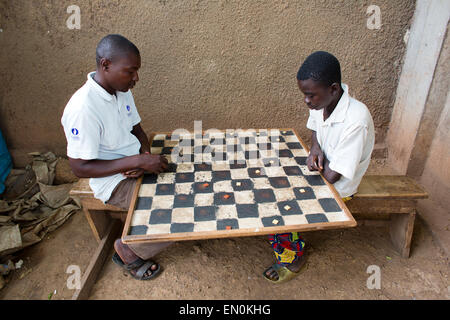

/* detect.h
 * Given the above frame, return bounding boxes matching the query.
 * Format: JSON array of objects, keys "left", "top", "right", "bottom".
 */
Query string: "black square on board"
[
  {"left": 277, "top": 200, "right": 302, "bottom": 216},
  {"left": 130, "top": 225, "right": 148, "bottom": 235},
  {"left": 248, "top": 167, "right": 266, "bottom": 178},
  {"left": 149, "top": 209, "right": 172, "bottom": 224},
  {"left": 295, "top": 156, "right": 307, "bottom": 166},
  {"left": 212, "top": 170, "right": 231, "bottom": 181},
  {"left": 293, "top": 187, "right": 316, "bottom": 200},
  {"left": 217, "top": 218, "right": 239, "bottom": 230},
  {"left": 173, "top": 194, "right": 194, "bottom": 208},
  {"left": 214, "top": 192, "right": 235, "bottom": 205},
  {"left": 135, "top": 197, "right": 153, "bottom": 210},
  {"left": 283, "top": 166, "right": 302, "bottom": 176},
  {"left": 194, "top": 163, "right": 212, "bottom": 171},
  {"left": 236, "top": 204, "right": 259, "bottom": 218},
  {"left": 269, "top": 176, "right": 291, "bottom": 188},
  {"left": 175, "top": 172, "right": 195, "bottom": 183},
  {"left": 278, "top": 149, "right": 294, "bottom": 158},
  {"left": 231, "top": 179, "right": 254, "bottom": 191},
  {"left": 194, "top": 206, "right": 216, "bottom": 222},
  {"left": 287, "top": 142, "right": 303, "bottom": 149},
  {"left": 193, "top": 181, "right": 214, "bottom": 193},
  {"left": 261, "top": 216, "right": 285, "bottom": 227},
  {"left": 155, "top": 184, "right": 175, "bottom": 195},
  {"left": 142, "top": 174, "right": 158, "bottom": 184},
  {"left": 318, "top": 198, "right": 341, "bottom": 212},
  {"left": 304, "top": 175, "right": 326, "bottom": 186},
  {"left": 305, "top": 213, "right": 328, "bottom": 223},
  {"left": 170, "top": 223, "right": 194, "bottom": 233},
  {"left": 253, "top": 189, "right": 276, "bottom": 203}
]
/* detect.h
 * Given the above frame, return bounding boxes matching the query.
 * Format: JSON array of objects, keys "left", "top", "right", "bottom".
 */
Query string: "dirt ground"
[{"left": 0, "top": 160, "right": 449, "bottom": 300}]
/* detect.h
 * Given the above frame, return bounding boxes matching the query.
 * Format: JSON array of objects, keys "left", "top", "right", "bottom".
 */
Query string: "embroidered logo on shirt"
[
  {"left": 126, "top": 105, "right": 132, "bottom": 116},
  {"left": 71, "top": 128, "right": 80, "bottom": 140}
]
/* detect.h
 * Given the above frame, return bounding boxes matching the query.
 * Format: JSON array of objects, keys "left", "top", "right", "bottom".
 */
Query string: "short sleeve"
[
  {"left": 306, "top": 110, "right": 317, "bottom": 131},
  {"left": 127, "top": 91, "right": 141, "bottom": 127},
  {"left": 328, "top": 124, "right": 368, "bottom": 180},
  {"left": 62, "top": 109, "right": 101, "bottom": 160}
]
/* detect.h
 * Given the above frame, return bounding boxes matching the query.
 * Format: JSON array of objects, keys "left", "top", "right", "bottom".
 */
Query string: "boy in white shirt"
[
  {"left": 62, "top": 34, "right": 170, "bottom": 280},
  {"left": 264, "top": 51, "right": 375, "bottom": 283}
]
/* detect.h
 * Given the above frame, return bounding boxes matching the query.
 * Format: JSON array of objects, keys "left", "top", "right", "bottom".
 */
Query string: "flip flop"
[
  {"left": 112, "top": 252, "right": 161, "bottom": 280},
  {"left": 263, "top": 259, "right": 306, "bottom": 284}
]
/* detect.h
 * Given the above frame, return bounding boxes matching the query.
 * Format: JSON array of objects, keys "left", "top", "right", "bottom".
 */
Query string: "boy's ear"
[
  {"left": 99, "top": 57, "right": 111, "bottom": 71},
  {"left": 330, "top": 82, "right": 340, "bottom": 96}
]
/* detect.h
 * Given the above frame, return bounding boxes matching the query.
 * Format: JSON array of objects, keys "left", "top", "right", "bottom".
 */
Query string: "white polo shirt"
[
  {"left": 306, "top": 83, "right": 375, "bottom": 197},
  {"left": 61, "top": 72, "right": 142, "bottom": 203}
]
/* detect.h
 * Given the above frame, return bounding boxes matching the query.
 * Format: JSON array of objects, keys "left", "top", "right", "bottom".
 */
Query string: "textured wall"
[{"left": 0, "top": 0, "right": 415, "bottom": 166}]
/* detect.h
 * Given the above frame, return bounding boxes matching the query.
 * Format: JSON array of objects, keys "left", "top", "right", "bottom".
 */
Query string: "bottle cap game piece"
[
  {"left": 272, "top": 219, "right": 279, "bottom": 225},
  {"left": 226, "top": 226, "right": 232, "bottom": 230},
  {"left": 284, "top": 205, "right": 291, "bottom": 211}
]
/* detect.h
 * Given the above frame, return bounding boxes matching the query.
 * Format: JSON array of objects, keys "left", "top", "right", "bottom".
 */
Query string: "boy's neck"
[{"left": 323, "top": 87, "right": 344, "bottom": 121}]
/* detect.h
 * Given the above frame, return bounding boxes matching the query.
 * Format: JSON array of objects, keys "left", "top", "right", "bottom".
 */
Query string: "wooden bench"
[
  {"left": 346, "top": 175, "right": 428, "bottom": 258},
  {"left": 69, "top": 174, "right": 427, "bottom": 299},
  {"left": 69, "top": 179, "right": 127, "bottom": 300}
]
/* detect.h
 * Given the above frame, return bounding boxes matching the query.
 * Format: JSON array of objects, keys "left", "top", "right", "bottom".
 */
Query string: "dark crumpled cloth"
[{"left": 0, "top": 152, "right": 80, "bottom": 258}]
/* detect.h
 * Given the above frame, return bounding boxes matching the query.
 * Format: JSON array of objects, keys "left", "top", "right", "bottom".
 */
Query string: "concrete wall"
[
  {"left": 385, "top": 0, "right": 449, "bottom": 254},
  {"left": 0, "top": 0, "right": 415, "bottom": 166}
]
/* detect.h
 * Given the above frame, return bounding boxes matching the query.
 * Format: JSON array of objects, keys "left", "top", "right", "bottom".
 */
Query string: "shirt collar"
[
  {"left": 87, "top": 71, "right": 115, "bottom": 102},
  {"left": 323, "top": 83, "right": 350, "bottom": 125}
]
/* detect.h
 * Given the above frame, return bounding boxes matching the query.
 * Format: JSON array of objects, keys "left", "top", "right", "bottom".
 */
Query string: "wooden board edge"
[{"left": 122, "top": 219, "right": 357, "bottom": 244}]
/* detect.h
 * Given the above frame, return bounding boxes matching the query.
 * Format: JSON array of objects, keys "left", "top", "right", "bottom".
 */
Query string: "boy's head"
[
  {"left": 95, "top": 34, "right": 141, "bottom": 92},
  {"left": 296, "top": 51, "right": 342, "bottom": 111}
]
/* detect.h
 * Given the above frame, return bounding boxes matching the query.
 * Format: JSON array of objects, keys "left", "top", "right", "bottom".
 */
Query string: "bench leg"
[
  {"left": 389, "top": 210, "right": 416, "bottom": 258},
  {"left": 71, "top": 219, "right": 122, "bottom": 300},
  {"left": 83, "top": 207, "right": 111, "bottom": 243}
]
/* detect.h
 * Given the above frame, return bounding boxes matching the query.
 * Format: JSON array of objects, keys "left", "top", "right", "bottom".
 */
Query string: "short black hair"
[
  {"left": 297, "top": 51, "right": 341, "bottom": 86},
  {"left": 96, "top": 34, "right": 140, "bottom": 66}
]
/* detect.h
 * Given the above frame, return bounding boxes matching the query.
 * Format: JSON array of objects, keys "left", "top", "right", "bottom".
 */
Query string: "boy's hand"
[
  {"left": 138, "top": 152, "right": 168, "bottom": 174},
  {"left": 122, "top": 168, "right": 145, "bottom": 178},
  {"left": 307, "top": 146, "right": 324, "bottom": 172}
]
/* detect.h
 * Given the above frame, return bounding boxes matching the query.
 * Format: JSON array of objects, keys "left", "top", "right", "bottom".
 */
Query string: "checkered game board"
[{"left": 122, "top": 129, "right": 355, "bottom": 243}]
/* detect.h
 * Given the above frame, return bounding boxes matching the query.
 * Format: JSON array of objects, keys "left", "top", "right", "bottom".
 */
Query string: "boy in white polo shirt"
[
  {"left": 264, "top": 51, "right": 375, "bottom": 283},
  {"left": 62, "top": 34, "right": 171, "bottom": 280}
]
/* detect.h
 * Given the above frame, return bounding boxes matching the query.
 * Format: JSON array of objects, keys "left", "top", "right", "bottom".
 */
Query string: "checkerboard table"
[{"left": 121, "top": 128, "right": 356, "bottom": 244}]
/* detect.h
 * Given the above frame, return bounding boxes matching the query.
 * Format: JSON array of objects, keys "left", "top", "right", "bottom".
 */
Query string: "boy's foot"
[
  {"left": 113, "top": 239, "right": 159, "bottom": 279},
  {"left": 264, "top": 255, "right": 306, "bottom": 282}
]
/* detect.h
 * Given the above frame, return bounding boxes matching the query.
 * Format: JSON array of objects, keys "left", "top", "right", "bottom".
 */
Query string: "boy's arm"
[
  {"left": 307, "top": 130, "right": 341, "bottom": 184},
  {"left": 131, "top": 123, "right": 151, "bottom": 154},
  {"left": 68, "top": 153, "right": 168, "bottom": 178}
]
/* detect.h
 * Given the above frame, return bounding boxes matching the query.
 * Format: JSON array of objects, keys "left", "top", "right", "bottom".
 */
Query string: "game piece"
[
  {"left": 300, "top": 188, "right": 306, "bottom": 193},
  {"left": 226, "top": 226, "right": 232, "bottom": 230},
  {"left": 223, "top": 194, "right": 230, "bottom": 199},
  {"left": 284, "top": 205, "right": 291, "bottom": 211},
  {"left": 236, "top": 182, "right": 242, "bottom": 186},
  {"left": 272, "top": 219, "right": 279, "bottom": 225},
  {"left": 255, "top": 169, "right": 260, "bottom": 174}
]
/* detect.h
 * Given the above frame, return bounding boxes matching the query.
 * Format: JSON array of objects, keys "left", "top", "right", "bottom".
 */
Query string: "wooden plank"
[
  {"left": 122, "top": 219, "right": 357, "bottom": 244},
  {"left": 71, "top": 219, "right": 121, "bottom": 300},
  {"left": 390, "top": 210, "right": 416, "bottom": 258},
  {"left": 355, "top": 175, "right": 428, "bottom": 199},
  {"left": 70, "top": 178, "right": 93, "bottom": 196},
  {"left": 345, "top": 199, "right": 416, "bottom": 214},
  {"left": 82, "top": 207, "right": 110, "bottom": 243}
]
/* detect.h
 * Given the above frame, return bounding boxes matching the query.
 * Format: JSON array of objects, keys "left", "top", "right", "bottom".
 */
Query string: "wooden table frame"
[{"left": 121, "top": 128, "right": 357, "bottom": 244}]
